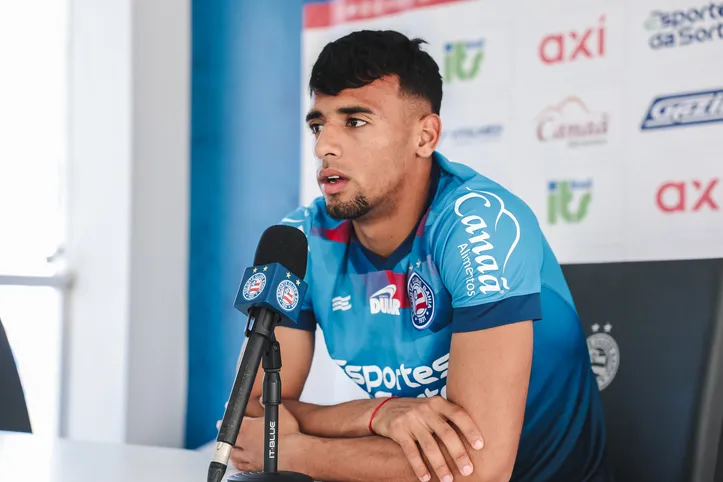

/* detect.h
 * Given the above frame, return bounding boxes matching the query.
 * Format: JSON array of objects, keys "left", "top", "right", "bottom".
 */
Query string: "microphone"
[{"left": 207, "top": 225, "right": 313, "bottom": 482}]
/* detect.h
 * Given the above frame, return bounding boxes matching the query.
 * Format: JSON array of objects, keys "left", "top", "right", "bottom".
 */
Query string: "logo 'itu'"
[
  {"left": 444, "top": 39, "right": 484, "bottom": 82},
  {"left": 548, "top": 180, "right": 593, "bottom": 224}
]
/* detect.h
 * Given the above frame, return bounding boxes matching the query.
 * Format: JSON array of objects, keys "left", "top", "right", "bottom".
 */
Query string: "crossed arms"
[{"left": 232, "top": 320, "right": 533, "bottom": 482}]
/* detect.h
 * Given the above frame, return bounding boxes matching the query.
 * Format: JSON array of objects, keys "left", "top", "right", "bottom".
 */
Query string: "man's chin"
[
  {"left": 324, "top": 202, "right": 354, "bottom": 220},
  {"left": 324, "top": 198, "right": 371, "bottom": 220}
]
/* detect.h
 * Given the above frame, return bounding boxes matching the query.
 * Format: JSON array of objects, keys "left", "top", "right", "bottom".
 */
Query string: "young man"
[{"left": 230, "top": 30, "right": 610, "bottom": 482}]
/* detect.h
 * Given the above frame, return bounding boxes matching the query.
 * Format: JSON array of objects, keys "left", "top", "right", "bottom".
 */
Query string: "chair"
[
  {"left": 716, "top": 422, "right": 723, "bottom": 481},
  {"left": 561, "top": 258, "right": 723, "bottom": 482},
  {"left": 0, "top": 317, "right": 32, "bottom": 433}
]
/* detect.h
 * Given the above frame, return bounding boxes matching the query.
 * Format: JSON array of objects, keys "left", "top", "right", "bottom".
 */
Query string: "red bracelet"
[{"left": 368, "top": 396, "right": 398, "bottom": 434}]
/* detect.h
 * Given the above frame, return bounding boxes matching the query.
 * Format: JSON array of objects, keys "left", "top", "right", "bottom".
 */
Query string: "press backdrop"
[{"left": 187, "top": 0, "right": 723, "bottom": 448}]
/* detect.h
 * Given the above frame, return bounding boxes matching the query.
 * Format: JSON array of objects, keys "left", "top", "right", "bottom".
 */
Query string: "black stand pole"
[
  {"left": 227, "top": 336, "right": 313, "bottom": 482},
  {"left": 262, "top": 339, "right": 281, "bottom": 473}
]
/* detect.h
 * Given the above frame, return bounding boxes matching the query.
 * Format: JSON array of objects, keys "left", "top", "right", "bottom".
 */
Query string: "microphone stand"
[{"left": 227, "top": 324, "right": 313, "bottom": 482}]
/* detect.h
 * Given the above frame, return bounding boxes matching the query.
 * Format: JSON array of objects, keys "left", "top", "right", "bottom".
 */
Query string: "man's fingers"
[
  {"left": 398, "top": 437, "right": 432, "bottom": 482},
  {"left": 230, "top": 448, "right": 249, "bottom": 470},
  {"left": 430, "top": 416, "right": 474, "bottom": 477},
  {"left": 440, "top": 401, "right": 484, "bottom": 450},
  {"left": 416, "top": 429, "right": 454, "bottom": 482}
]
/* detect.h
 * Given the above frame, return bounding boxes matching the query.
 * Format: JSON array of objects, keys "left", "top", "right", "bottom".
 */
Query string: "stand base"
[{"left": 227, "top": 471, "right": 314, "bottom": 482}]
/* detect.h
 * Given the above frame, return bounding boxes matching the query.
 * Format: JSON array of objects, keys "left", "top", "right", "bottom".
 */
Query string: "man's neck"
[{"left": 352, "top": 158, "right": 433, "bottom": 259}]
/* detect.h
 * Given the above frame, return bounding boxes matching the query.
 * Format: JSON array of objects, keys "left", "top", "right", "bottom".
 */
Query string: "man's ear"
[{"left": 416, "top": 113, "right": 442, "bottom": 157}]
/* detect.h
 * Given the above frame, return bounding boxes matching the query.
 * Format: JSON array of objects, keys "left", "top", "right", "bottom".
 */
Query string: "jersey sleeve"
[
  {"left": 433, "top": 187, "right": 543, "bottom": 333},
  {"left": 275, "top": 206, "right": 317, "bottom": 331}
]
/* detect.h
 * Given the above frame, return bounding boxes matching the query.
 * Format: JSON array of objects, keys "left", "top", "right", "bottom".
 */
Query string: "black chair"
[
  {"left": 562, "top": 258, "right": 723, "bottom": 482},
  {"left": 0, "top": 317, "right": 32, "bottom": 433},
  {"left": 716, "top": 422, "right": 723, "bottom": 481}
]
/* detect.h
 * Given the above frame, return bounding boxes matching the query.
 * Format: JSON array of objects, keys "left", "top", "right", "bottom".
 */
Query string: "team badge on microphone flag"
[
  {"left": 242, "top": 273, "right": 266, "bottom": 300},
  {"left": 276, "top": 279, "right": 300, "bottom": 311},
  {"left": 234, "top": 263, "right": 307, "bottom": 324}
]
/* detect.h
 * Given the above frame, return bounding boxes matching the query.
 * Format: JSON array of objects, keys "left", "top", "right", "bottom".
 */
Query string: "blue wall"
[{"left": 187, "top": 0, "right": 305, "bottom": 449}]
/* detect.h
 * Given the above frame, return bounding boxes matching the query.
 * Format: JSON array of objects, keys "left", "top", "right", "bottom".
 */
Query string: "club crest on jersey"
[
  {"left": 242, "top": 273, "right": 266, "bottom": 300},
  {"left": 407, "top": 272, "right": 435, "bottom": 330},
  {"left": 276, "top": 279, "right": 299, "bottom": 311}
]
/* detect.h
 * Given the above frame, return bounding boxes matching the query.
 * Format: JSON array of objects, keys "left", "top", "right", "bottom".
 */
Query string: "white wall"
[
  {"left": 63, "top": 0, "right": 189, "bottom": 448},
  {"left": 126, "top": 0, "right": 190, "bottom": 448}
]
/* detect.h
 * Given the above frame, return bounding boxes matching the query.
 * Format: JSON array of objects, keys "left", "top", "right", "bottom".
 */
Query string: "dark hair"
[{"left": 309, "top": 30, "right": 443, "bottom": 115}]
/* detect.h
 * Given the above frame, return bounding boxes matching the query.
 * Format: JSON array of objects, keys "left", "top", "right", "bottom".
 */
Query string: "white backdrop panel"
[{"left": 297, "top": 0, "right": 723, "bottom": 405}]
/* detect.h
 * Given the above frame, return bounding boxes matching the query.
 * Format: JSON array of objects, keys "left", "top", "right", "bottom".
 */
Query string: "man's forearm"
[
  {"left": 287, "top": 433, "right": 511, "bottom": 482},
  {"left": 287, "top": 433, "right": 430, "bottom": 482},
  {"left": 282, "top": 399, "right": 379, "bottom": 438}
]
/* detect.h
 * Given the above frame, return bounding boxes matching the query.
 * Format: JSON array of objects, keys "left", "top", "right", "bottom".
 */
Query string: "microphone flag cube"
[{"left": 233, "top": 262, "right": 308, "bottom": 324}]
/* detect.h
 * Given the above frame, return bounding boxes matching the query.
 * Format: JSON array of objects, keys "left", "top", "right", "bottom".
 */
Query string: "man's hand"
[
  {"left": 371, "top": 396, "right": 484, "bottom": 482},
  {"left": 229, "top": 402, "right": 303, "bottom": 472}
]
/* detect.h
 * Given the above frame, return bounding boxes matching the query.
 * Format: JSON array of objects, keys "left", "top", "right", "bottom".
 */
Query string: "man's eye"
[
  {"left": 309, "top": 123, "right": 323, "bottom": 134},
  {"left": 347, "top": 118, "right": 367, "bottom": 128}
]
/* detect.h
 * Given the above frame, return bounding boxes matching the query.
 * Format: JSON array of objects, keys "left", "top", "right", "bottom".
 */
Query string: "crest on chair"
[{"left": 587, "top": 323, "right": 620, "bottom": 391}]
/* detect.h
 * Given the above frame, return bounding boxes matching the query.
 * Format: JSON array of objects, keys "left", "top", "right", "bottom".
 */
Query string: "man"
[{"left": 230, "top": 30, "right": 609, "bottom": 481}]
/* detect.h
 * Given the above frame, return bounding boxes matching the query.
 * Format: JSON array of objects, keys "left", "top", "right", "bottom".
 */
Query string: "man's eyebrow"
[
  {"left": 305, "top": 110, "right": 322, "bottom": 123},
  {"left": 337, "top": 105, "right": 374, "bottom": 116},
  {"left": 305, "top": 105, "right": 375, "bottom": 123}
]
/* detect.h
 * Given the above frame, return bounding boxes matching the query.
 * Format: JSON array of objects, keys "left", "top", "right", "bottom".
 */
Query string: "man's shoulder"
[
  {"left": 431, "top": 153, "right": 542, "bottom": 236},
  {"left": 429, "top": 154, "right": 548, "bottom": 309}
]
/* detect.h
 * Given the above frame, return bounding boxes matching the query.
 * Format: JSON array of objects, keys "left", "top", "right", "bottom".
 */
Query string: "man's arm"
[
  {"left": 280, "top": 321, "right": 533, "bottom": 482},
  {"left": 283, "top": 398, "right": 384, "bottom": 437},
  {"left": 286, "top": 433, "right": 450, "bottom": 482},
  {"left": 244, "top": 325, "right": 381, "bottom": 438},
  {"left": 445, "top": 321, "right": 532, "bottom": 480},
  {"left": 244, "top": 326, "right": 315, "bottom": 417}
]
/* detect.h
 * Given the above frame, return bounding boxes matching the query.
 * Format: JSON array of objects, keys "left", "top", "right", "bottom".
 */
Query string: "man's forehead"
[{"left": 310, "top": 77, "right": 402, "bottom": 114}]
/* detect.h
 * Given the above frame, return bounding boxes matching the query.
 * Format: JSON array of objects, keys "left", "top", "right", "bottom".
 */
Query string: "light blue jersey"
[{"left": 279, "top": 152, "right": 608, "bottom": 480}]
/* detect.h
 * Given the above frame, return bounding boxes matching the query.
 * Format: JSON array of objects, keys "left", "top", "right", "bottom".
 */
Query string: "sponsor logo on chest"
[
  {"left": 332, "top": 295, "right": 352, "bottom": 312},
  {"left": 334, "top": 352, "right": 450, "bottom": 398},
  {"left": 370, "top": 284, "right": 401, "bottom": 316}
]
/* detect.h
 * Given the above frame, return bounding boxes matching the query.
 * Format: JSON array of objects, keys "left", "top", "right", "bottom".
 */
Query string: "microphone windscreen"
[{"left": 253, "top": 224, "right": 308, "bottom": 279}]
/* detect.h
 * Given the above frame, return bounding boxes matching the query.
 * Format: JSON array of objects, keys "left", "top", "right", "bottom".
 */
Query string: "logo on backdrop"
[
  {"left": 641, "top": 89, "right": 723, "bottom": 130},
  {"left": 407, "top": 272, "right": 435, "bottom": 329},
  {"left": 645, "top": 3, "right": 723, "bottom": 49},
  {"left": 548, "top": 179, "right": 593, "bottom": 224},
  {"left": 587, "top": 323, "right": 620, "bottom": 391},
  {"left": 276, "top": 279, "right": 300, "bottom": 311},
  {"left": 539, "top": 16, "right": 606, "bottom": 65},
  {"left": 242, "top": 272, "right": 266, "bottom": 300},
  {"left": 536, "top": 96, "right": 609, "bottom": 147},
  {"left": 656, "top": 179, "right": 720, "bottom": 213},
  {"left": 439, "top": 124, "right": 503, "bottom": 145},
  {"left": 444, "top": 39, "right": 484, "bottom": 82},
  {"left": 370, "top": 284, "right": 401, "bottom": 316}
]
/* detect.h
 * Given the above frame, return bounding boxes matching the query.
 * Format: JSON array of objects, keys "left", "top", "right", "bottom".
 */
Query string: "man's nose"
[{"left": 314, "top": 124, "right": 342, "bottom": 163}]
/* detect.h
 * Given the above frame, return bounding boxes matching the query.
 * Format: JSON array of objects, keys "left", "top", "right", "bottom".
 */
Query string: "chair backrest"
[
  {"left": 0, "top": 317, "right": 32, "bottom": 433},
  {"left": 561, "top": 258, "right": 723, "bottom": 482},
  {"left": 716, "top": 423, "right": 723, "bottom": 481}
]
